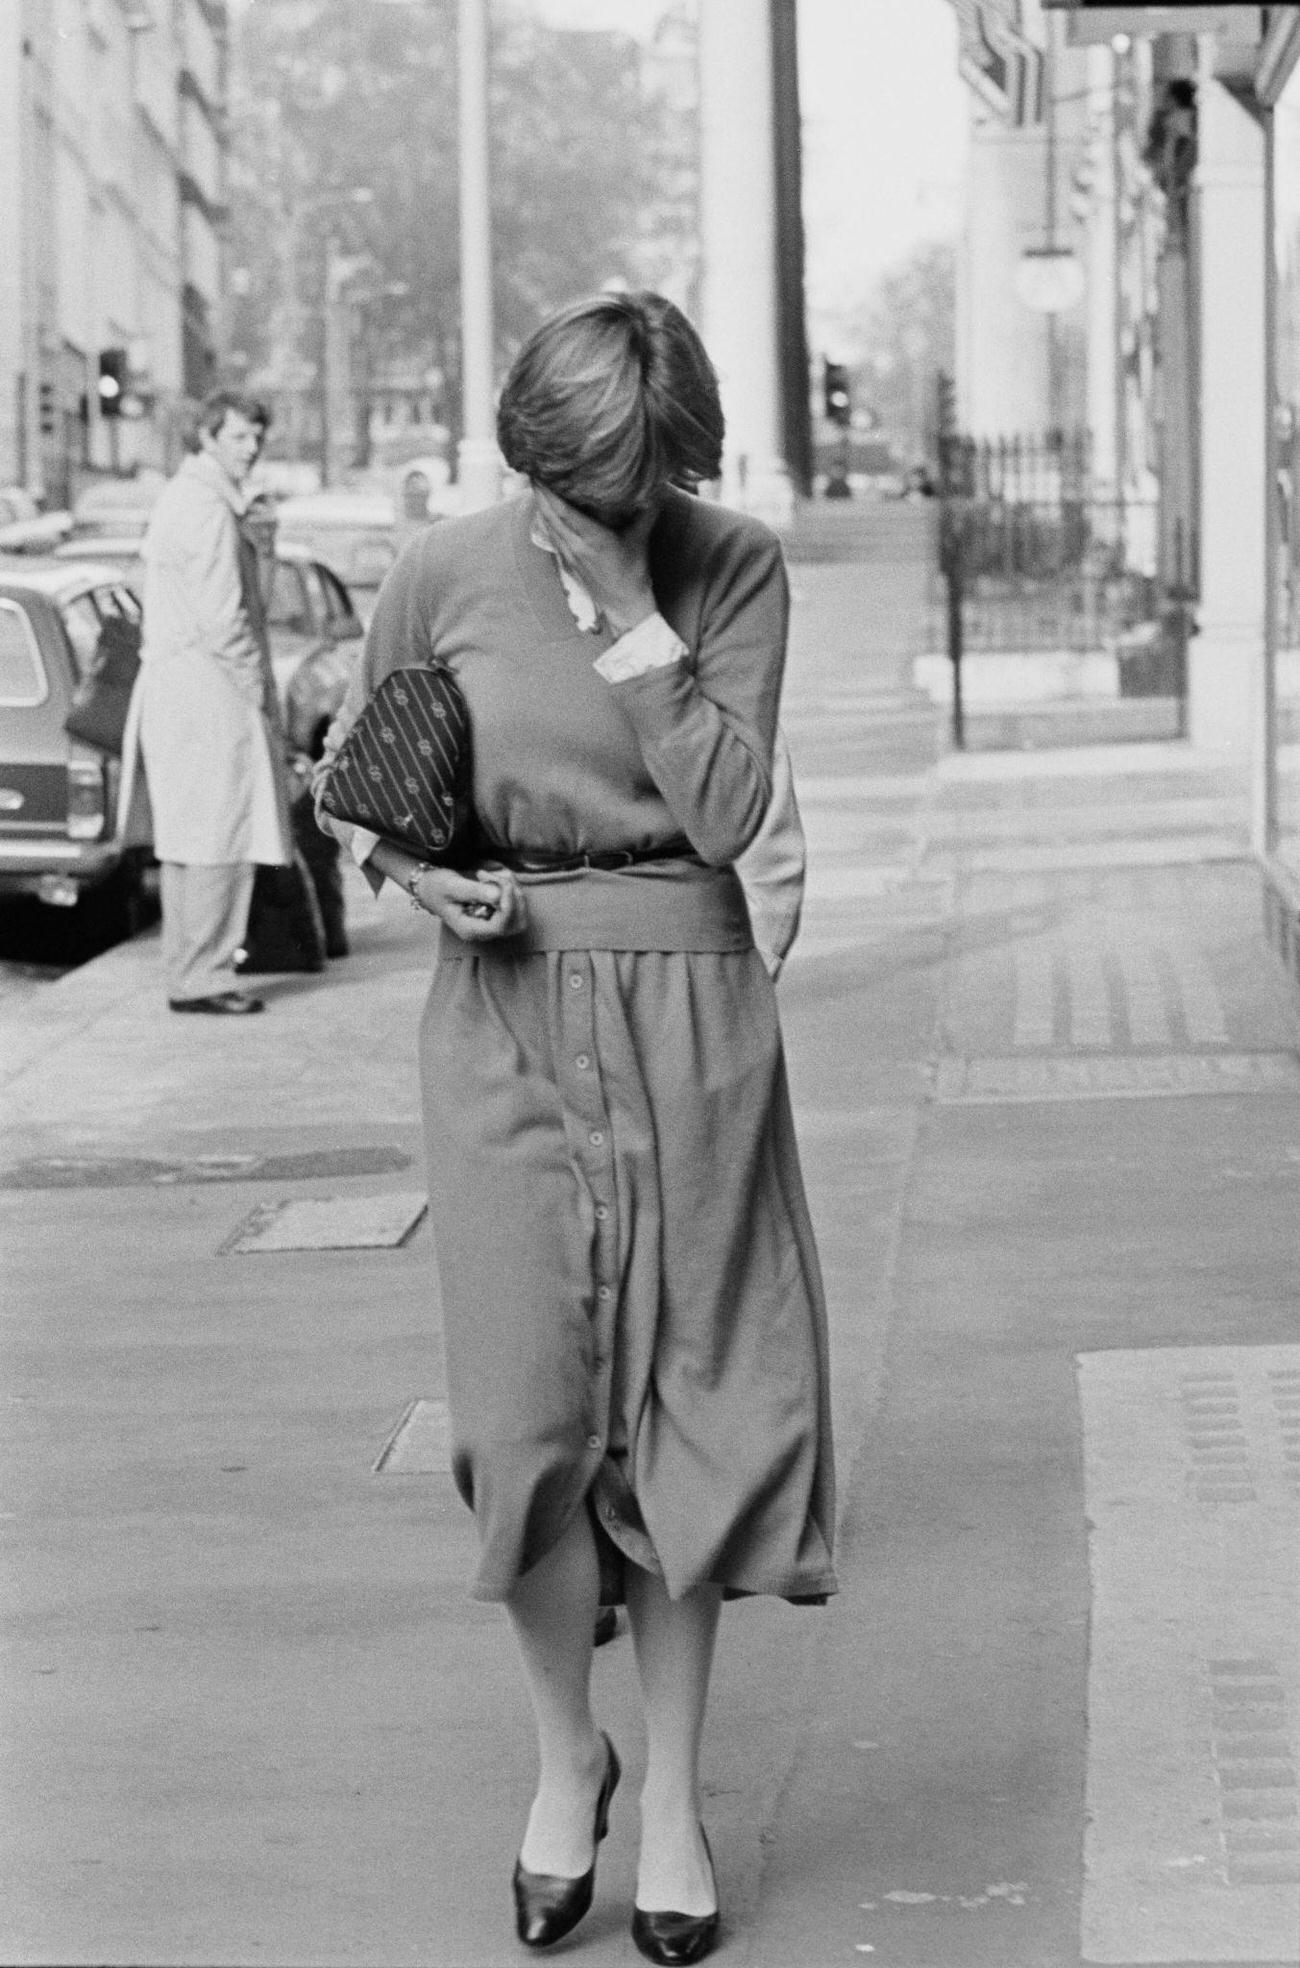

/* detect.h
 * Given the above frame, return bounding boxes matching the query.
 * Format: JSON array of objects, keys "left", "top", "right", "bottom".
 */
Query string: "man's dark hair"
[
  {"left": 497, "top": 290, "right": 724, "bottom": 527},
  {"left": 192, "top": 389, "right": 271, "bottom": 448}
]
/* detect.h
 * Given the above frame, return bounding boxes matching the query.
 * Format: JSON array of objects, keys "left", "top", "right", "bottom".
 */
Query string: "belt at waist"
[
  {"left": 439, "top": 858, "right": 755, "bottom": 955},
  {"left": 489, "top": 836, "right": 692, "bottom": 874}
]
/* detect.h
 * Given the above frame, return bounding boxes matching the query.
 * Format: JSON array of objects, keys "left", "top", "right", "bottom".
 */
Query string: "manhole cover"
[
  {"left": 224, "top": 1192, "right": 427, "bottom": 1253},
  {"left": 0, "top": 1147, "right": 412, "bottom": 1190},
  {"left": 374, "top": 1398, "right": 452, "bottom": 1474},
  {"left": 934, "top": 1051, "right": 1300, "bottom": 1105}
]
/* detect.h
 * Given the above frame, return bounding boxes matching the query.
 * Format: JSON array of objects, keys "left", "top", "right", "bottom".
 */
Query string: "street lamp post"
[
  {"left": 321, "top": 235, "right": 373, "bottom": 487},
  {"left": 267, "top": 0, "right": 499, "bottom": 505},
  {"left": 280, "top": 184, "right": 374, "bottom": 483},
  {"left": 457, "top": 0, "right": 499, "bottom": 510}
]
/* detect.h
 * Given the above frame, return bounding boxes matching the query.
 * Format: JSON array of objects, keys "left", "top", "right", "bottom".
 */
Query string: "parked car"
[
  {"left": 0, "top": 558, "right": 152, "bottom": 926},
  {"left": 261, "top": 542, "right": 366, "bottom": 756},
  {"left": 0, "top": 488, "right": 41, "bottom": 529},
  {"left": 0, "top": 486, "right": 73, "bottom": 555},
  {"left": 272, "top": 489, "right": 401, "bottom": 593},
  {"left": 52, "top": 534, "right": 365, "bottom": 758},
  {"left": 69, "top": 471, "right": 167, "bottom": 538}
]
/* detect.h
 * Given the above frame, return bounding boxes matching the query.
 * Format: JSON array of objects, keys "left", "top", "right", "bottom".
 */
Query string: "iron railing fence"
[
  {"left": 934, "top": 428, "right": 1174, "bottom": 746},
  {"left": 940, "top": 497, "right": 1159, "bottom": 654}
]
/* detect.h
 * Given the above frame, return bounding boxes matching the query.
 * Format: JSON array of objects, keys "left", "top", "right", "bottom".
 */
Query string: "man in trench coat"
[{"left": 136, "top": 391, "right": 292, "bottom": 1013}]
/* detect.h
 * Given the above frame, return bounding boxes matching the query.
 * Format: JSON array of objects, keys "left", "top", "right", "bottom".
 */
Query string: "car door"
[
  {"left": 282, "top": 561, "right": 363, "bottom": 758},
  {"left": 0, "top": 591, "right": 76, "bottom": 843},
  {"left": 316, "top": 562, "right": 364, "bottom": 642},
  {"left": 265, "top": 558, "right": 322, "bottom": 715}
]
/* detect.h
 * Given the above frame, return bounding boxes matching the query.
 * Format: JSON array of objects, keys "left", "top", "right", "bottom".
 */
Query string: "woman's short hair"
[
  {"left": 496, "top": 291, "right": 724, "bottom": 524},
  {"left": 194, "top": 389, "right": 270, "bottom": 445}
]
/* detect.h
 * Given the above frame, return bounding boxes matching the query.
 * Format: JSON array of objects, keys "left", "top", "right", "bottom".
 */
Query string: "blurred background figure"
[{"left": 134, "top": 390, "right": 292, "bottom": 1015}]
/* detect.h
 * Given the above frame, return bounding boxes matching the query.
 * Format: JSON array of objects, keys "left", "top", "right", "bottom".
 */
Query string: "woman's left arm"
[
  {"left": 603, "top": 527, "right": 787, "bottom": 866},
  {"left": 533, "top": 488, "right": 787, "bottom": 866}
]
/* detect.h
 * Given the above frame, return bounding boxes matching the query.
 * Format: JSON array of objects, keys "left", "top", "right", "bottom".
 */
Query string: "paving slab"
[
  {"left": 223, "top": 1191, "right": 428, "bottom": 1254},
  {"left": 1079, "top": 1345, "right": 1300, "bottom": 1962}
]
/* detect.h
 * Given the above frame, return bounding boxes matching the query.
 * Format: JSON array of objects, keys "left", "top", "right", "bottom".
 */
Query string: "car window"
[
  {"left": 91, "top": 584, "right": 142, "bottom": 626},
  {"left": 0, "top": 598, "right": 48, "bottom": 706},
  {"left": 317, "top": 563, "right": 358, "bottom": 628},
  {"left": 267, "top": 561, "right": 311, "bottom": 633},
  {"left": 298, "top": 561, "right": 328, "bottom": 628},
  {"left": 60, "top": 595, "right": 102, "bottom": 678}
]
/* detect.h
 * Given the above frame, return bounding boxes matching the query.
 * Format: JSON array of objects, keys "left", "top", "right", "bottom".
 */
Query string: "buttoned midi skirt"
[{"left": 421, "top": 938, "right": 837, "bottom": 1606}]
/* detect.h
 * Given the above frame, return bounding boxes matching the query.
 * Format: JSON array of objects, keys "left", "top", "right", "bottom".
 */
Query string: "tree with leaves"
[
  {"left": 225, "top": 0, "right": 694, "bottom": 467},
  {"left": 821, "top": 239, "right": 956, "bottom": 463}
]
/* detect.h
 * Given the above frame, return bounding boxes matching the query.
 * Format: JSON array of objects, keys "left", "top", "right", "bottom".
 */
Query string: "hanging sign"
[{"left": 952, "top": 0, "right": 1047, "bottom": 125}]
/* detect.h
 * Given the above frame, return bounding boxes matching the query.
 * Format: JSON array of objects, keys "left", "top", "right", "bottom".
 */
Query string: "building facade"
[
  {"left": 0, "top": 0, "right": 229, "bottom": 508},
  {"left": 949, "top": 2, "right": 1300, "bottom": 995}
]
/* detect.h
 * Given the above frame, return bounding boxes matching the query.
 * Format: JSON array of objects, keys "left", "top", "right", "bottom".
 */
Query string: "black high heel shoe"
[
  {"left": 630, "top": 1825, "right": 719, "bottom": 1966},
  {"left": 512, "top": 1733, "right": 621, "bottom": 1950}
]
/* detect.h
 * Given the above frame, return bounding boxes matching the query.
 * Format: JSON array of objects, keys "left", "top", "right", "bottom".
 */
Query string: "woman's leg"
[
  {"left": 507, "top": 1505, "right": 610, "bottom": 1876},
  {"left": 625, "top": 1567, "right": 723, "bottom": 1914}
]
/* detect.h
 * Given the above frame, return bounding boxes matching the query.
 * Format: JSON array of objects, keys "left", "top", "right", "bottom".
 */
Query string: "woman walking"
[{"left": 321, "top": 290, "right": 835, "bottom": 1961}]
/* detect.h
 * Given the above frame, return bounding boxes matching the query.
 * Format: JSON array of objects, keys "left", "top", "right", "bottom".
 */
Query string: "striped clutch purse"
[{"left": 319, "top": 665, "right": 473, "bottom": 860}]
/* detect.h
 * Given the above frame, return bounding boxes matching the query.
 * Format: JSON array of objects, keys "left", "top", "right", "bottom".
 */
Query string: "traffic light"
[
  {"left": 98, "top": 348, "right": 128, "bottom": 419},
  {"left": 38, "top": 383, "right": 57, "bottom": 436},
  {"left": 823, "top": 359, "right": 852, "bottom": 429}
]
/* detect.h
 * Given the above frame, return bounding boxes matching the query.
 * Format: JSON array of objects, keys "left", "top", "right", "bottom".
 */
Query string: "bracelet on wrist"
[{"left": 406, "top": 862, "right": 433, "bottom": 909}]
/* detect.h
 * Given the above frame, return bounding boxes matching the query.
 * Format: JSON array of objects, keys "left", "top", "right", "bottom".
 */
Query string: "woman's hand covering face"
[{"left": 533, "top": 485, "right": 660, "bottom": 641}]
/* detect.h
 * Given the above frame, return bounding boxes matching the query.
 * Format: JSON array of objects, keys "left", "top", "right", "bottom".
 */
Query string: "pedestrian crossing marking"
[
  {"left": 1064, "top": 919, "right": 1112, "bottom": 1048},
  {"left": 1172, "top": 944, "right": 1232, "bottom": 1046},
  {"left": 1079, "top": 1346, "right": 1300, "bottom": 1962},
  {"left": 948, "top": 870, "right": 1252, "bottom": 1059},
  {"left": 1116, "top": 938, "right": 1172, "bottom": 1048},
  {"left": 1012, "top": 941, "right": 1056, "bottom": 1048}
]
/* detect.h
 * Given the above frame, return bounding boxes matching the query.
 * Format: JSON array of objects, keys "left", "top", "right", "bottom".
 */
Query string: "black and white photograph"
[{"left": 1, "top": 1, "right": 1298, "bottom": 1964}]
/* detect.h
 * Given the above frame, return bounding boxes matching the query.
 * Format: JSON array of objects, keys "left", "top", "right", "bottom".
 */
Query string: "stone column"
[
  {"left": 1082, "top": 45, "right": 1120, "bottom": 501},
  {"left": 1191, "top": 70, "right": 1267, "bottom": 763},
  {"left": 698, "top": 0, "right": 792, "bottom": 525},
  {"left": 959, "top": 115, "right": 1054, "bottom": 437}
]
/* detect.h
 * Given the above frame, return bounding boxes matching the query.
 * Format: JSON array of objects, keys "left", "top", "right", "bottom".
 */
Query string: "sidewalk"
[{"left": 2, "top": 541, "right": 1297, "bottom": 1967}]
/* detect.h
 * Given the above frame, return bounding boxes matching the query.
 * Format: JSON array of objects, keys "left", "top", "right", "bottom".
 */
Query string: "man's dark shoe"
[{"left": 168, "top": 991, "right": 265, "bottom": 1015}]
